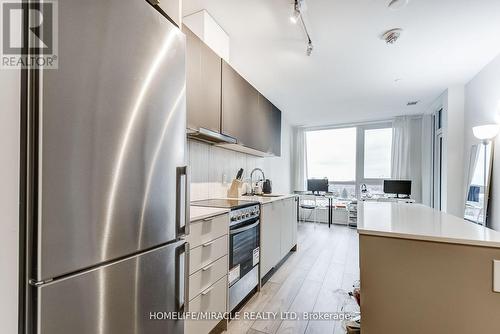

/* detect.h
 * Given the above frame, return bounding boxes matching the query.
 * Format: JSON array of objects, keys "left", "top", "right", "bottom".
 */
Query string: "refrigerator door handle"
[
  {"left": 175, "top": 242, "right": 190, "bottom": 313},
  {"left": 176, "top": 166, "right": 191, "bottom": 238}
]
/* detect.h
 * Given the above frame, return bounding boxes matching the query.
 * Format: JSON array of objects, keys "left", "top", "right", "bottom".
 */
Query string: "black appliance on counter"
[
  {"left": 262, "top": 179, "right": 272, "bottom": 194},
  {"left": 191, "top": 199, "right": 261, "bottom": 311}
]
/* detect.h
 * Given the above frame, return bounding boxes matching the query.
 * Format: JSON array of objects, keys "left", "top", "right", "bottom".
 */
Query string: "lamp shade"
[{"left": 472, "top": 124, "right": 500, "bottom": 141}]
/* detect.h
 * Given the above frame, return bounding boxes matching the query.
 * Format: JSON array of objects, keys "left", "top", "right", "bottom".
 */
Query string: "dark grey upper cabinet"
[
  {"left": 222, "top": 61, "right": 281, "bottom": 156},
  {"left": 184, "top": 25, "right": 221, "bottom": 133},
  {"left": 221, "top": 60, "right": 260, "bottom": 147},
  {"left": 258, "top": 94, "right": 282, "bottom": 156}
]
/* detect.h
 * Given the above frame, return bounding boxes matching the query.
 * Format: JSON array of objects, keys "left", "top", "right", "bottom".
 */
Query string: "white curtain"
[
  {"left": 292, "top": 127, "right": 307, "bottom": 191},
  {"left": 391, "top": 116, "right": 424, "bottom": 203}
]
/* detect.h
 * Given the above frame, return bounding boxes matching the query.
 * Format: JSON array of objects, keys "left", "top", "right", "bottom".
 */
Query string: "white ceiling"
[{"left": 183, "top": 0, "right": 500, "bottom": 126}]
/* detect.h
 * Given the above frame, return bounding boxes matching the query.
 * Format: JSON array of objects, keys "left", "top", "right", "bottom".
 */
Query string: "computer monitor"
[
  {"left": 307, "top": 178, "right": 329, "bottom": 194},
  {"left": 383, "top": 180, "right": 411, "bottom": 198}
]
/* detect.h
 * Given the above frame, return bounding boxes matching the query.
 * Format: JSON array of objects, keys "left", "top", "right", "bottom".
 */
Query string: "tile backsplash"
[{"left": 188, "top": 122, "right": 293, "bottom": 201}]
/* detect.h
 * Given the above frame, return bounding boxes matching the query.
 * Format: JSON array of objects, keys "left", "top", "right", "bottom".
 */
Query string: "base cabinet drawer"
[
  {"left": 189, "top": 255, "right": 227, "bottom": 301},
  {"left": 189, "top": 235, "right": 228, "bottom": 275},
  {"left": 188, "top": 214, "right": 228, "bottom": 249},
  {"left": 185, "top": 276, "right": 227, "bottom": 334}
]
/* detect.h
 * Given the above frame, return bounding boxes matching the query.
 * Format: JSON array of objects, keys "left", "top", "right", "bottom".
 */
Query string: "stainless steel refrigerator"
[{"left": 22, "top": 0, "right": 189, "bottom": 333}]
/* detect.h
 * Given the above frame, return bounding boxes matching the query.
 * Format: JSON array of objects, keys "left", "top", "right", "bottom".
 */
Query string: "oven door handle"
[{"left": 230, "top": 221, "right": 259, "bottom": 234}]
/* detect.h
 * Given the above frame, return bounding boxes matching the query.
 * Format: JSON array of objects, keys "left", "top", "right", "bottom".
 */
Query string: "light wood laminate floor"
[{"left": 225, "top": 222, "right": 360, "bottom": 334}]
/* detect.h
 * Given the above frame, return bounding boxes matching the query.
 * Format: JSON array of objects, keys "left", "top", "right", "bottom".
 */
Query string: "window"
[
  {"left": 305, "top": 123, "right": 393, "bottom": 198},
  {"left": 329, "top": 184, "right": 356, "bottom": 198},
  {"left": 364, "top": 128, "right": 392, "bottom": 179},
  {"left": 306, "top": 128, "right": 356, "bottom": 182}
]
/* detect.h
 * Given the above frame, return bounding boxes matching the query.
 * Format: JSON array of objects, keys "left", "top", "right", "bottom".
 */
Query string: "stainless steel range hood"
[
  {"left": 187, "top": 127, "right": 237, "bottom": 144},
  {"left": 215, "top": 143, "right": 275, "bottom": 157}
]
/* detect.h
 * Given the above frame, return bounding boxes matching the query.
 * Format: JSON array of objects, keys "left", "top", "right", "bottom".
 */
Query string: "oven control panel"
[{"left": 230, "top": 205, "right": 260, "bottom": 226}]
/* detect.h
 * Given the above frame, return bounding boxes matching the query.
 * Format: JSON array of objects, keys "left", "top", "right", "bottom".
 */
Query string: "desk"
[
  {"left": 361, "top": 195, "right": 415, "bottom": 203},
  {"left": 295, "top": 193, "right": 352, "bottom": 228}
]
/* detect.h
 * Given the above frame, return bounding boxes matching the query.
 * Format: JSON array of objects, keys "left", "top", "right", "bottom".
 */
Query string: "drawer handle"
[
  {"left": 202, "top": 218, "right": 213, "bottom": 222},
  {"left": 201, "top": 286, "right": 214, "bottom": 296},
  {"left": 202, "top": 263, "right": 215, "bottom": 271},
  {"left": 202, "top": 240, "right": 215, "bottom": 247}
]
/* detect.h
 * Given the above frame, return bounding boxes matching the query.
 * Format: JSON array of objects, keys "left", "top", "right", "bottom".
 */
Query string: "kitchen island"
[{"left": 357, "top": 202, "right": 500, "bottom": 334}]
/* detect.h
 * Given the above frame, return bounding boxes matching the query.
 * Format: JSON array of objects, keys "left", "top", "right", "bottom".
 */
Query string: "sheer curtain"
[
  {"left": 292, "top": 127, "right": 307, "bottom": 191},
  {"left": 391, "top": 116, "right": 424, "bottom": 202}
]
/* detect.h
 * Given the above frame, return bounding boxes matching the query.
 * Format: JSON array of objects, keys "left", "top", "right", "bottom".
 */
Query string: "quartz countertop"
[
  {"left": 357, "top": 201, "right": 500, "bottom": 248},
  {"left": 190, "top": 206, "right": 229, "bottom": 222},
  {"left": 237, "top": 194, "right": 296, "bottom": 204}
]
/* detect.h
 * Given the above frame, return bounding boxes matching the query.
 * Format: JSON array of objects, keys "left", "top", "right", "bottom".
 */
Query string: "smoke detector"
[
  {"left": 388, "top": 0, "right": 409, "bottom": 10},
  {"left": 382, "top": 28, "right": 403, "bottom": 44}
]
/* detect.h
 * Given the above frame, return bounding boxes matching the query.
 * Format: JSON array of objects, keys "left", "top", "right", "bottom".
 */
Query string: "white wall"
[
  {"left": 444, "top": 85, "right": 466, "bottom": 217},
  {"left": 189, "top": 117, "right": 293, "bottom": 200},
  {"left": 0, "top": 69, "right": 20, "bottom": 333},
  {"left": 464, "top": 53, "right": 500, "bottom": 231}
]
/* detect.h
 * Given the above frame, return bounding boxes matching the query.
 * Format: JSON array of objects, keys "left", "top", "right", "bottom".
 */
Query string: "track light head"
[{"left": 306, "top": 41, "right": 313, "bottom": 56}]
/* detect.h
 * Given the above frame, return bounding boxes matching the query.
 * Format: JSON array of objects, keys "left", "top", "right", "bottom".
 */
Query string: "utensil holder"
[{"left": 227, "top": 179, "right": 245, "bottom": 198}]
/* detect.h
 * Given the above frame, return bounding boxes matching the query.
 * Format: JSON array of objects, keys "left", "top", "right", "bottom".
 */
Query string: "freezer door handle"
[
  {"left": 175, "top": 242, "right": 190, "bottom": 313},
  {"left": 176, "top": 166, "right": 190, "bottom": 238}
]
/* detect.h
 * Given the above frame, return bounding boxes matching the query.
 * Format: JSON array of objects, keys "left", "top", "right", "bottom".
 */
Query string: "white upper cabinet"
[
  {"left": 183, "top": 9, "right": 230, "bottom": 61},
  {"left": 153, "top": 0, "right": 182, "bottom": 27}
]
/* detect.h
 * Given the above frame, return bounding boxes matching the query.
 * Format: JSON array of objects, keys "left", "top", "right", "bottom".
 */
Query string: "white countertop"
[
  {"left": 237, "top": 194, "right": 296, "bottom": 204},
  {"left": 357, "top": 201, "right": 500, "bottom": 248},
  {"left": 189, "top": 194, "right": 295, "bottom": 221},
  {"left": 190, "top": 206, "right": 229, "bottom": 222}
]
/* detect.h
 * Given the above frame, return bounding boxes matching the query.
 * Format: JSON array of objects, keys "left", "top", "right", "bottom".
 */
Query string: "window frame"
[{"left": 305, "top": 121, "right": 393, "bottom": 199}]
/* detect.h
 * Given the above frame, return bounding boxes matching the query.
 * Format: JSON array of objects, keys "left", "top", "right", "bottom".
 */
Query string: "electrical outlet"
[{"left": 494, "top": 260, "right": 500, "bottom": 293}]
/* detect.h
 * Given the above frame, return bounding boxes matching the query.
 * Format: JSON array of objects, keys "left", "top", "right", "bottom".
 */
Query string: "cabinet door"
[
  {"left": 280, "top": 199, "right": 297, "bottom": 258},
  {"left": 259, "top": 94, "right": 282, "bottom": 156},
  {"left": 260, "top": 203, "right": 281, "bottom": 279},
  {"left": 184, "top": 26, "right": 221, "bottom": 133},
  {"left": 222, "top": 61, "right": 261, "bottom": 149},
  {"left": 290, "top": 198, "right": 298, "bottom": 246},
  {"left": 157, "top": 0, "right": 181, "bottom": 27},
  {"left": 279, "top": 200, "right": 289, "bottom": 258}
]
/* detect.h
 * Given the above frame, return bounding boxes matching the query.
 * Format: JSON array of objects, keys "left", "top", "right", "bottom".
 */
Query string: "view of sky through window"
[
  {"left": 364, "top": 128, "right": 392, "bottom": 179},
  {"left": 306, "top": 128, "right": 357, "bottom": 182}
]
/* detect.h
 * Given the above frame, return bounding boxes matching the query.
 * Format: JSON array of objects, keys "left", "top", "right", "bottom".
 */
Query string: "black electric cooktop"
[{"left": 191, "top": 199, "right": 259, "bottom": 210}]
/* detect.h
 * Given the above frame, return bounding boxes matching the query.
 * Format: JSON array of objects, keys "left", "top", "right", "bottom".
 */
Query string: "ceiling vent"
[
  {"left": 382, "top": 28, "right": 403, "bottom": 44},
  {"left": 407, "top": 101, "right": 419, "bottom": 106}
]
